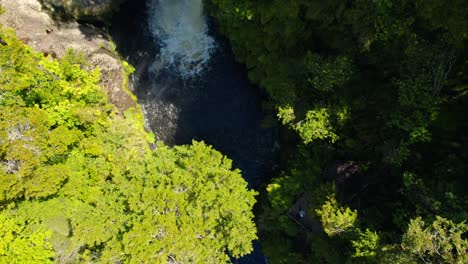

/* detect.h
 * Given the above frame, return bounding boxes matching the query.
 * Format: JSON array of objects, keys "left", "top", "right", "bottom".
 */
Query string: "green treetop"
[{"left": 0, "top": 20, "right": 257, "bottom": 263}]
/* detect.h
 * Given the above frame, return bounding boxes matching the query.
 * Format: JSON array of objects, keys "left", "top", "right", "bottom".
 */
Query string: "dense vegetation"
[
  {"left": 207, "top": 0, "right": 467, "bottom": 263},
  {"left": 0, "top": 15, "right": 257, "bottom": 263},
  {"left": 1, "top": 1, "right": 467, "bottom": 263}
]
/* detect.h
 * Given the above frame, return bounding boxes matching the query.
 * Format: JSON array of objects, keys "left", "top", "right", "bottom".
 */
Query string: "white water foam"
[{"left": 148, "top": 0, "right": 216, "bottom": 78}]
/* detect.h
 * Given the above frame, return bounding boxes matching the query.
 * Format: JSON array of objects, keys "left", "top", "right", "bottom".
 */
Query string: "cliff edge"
[
  {"left": 0, "top": 0, "right": 135, "bottom": 112},
  {"left": 40, "top": 0, "right": 127, "bottom": 22}
]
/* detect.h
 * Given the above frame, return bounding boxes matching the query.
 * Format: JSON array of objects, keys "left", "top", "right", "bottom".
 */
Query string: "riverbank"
[
  {"left": 109, "top": 0, "right": 279, "bottom": 190},
  {"left": 109, "top": 1, "right": 279, "bottom": 262},
  {"left": 0, "top": 1, "right": 263, "bottom": 262},
  {"left": 1, "top": 0, "right": 280, "bottom": 262}
]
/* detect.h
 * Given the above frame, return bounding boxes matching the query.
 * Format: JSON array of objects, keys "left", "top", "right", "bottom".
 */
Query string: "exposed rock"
[
  {"left": 39, "top": 0, "right": 127, "bottom": 23},
  {"left": 323, "top": 160, "right": 359, "bottom": 183},
  {"left": 0, "top": 0, "right": 135, "bottom": 112}
]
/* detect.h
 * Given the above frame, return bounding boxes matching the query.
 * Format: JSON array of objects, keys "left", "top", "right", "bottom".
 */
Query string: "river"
[{"left": 110, "top": 0, "right": 277, "bottom": 263}]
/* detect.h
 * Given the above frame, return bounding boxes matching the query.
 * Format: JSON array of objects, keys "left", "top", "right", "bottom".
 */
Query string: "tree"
[
  {"left": 352, "top": 229, "right": 379, "bottom": 258},
  {"left": 316, "top": 196, "right": 358, "bottom": 237},
  {"left": 400, "top": 217, "right": 468, "bottom": 264},
  {"left": 208, "top": 1, "right": 467, "bottom": 262},
  {"left": 0, "top": 25, "right": 258, "bottom": 262},
  {"left": 0, "top": 213, "right": 55, "bottom": 263},
  {"left": 120, "top": 142, "right": 257, "bottom": 263}
]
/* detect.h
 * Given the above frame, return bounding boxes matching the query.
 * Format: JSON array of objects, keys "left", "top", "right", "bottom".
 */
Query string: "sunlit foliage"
[{"left": 0, "top": 24, "right": 257, "bottom": 262}]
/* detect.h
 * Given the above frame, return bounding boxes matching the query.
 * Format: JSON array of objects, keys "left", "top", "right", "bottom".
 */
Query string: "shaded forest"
[{"left": 206, "top": 0, "right": 467, "bottom": 263}]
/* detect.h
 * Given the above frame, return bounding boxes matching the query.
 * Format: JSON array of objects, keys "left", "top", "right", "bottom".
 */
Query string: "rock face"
[
  {"left": 0, "top": 0, "right": 136, "bottom": 112},
  {"left": 40, "top": 0, "right": 126, "bottom": 22}
]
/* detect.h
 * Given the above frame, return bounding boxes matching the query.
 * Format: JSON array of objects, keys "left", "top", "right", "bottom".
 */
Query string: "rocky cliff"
[
  {"left": 40, "top": 0, "right": 127, "bottom": 22},
  {"left": 0, "top": 0, "right": 135, "bottom": 112}
]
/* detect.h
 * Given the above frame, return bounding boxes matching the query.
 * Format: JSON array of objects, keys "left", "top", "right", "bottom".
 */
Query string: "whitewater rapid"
[{"left": 148, "top": 0, "right": 215, "bottom": 78}]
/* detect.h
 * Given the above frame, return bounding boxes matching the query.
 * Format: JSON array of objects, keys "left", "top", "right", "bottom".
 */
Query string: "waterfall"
[{"left": 148, "top": 0, "right": 216, "bottom": 78}]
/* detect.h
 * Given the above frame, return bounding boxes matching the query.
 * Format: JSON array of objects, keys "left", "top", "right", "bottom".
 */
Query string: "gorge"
[
  {"left": 111, "top": 0, "right": 278, "bottom": 191},
  {"left": 111, "top": 0, "right": 277, "bottom": 262},
  {"left": 1, "top": 0, "right": 466, "bottom": 263}
]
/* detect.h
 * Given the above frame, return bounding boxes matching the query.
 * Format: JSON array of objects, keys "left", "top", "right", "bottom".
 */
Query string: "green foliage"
[
  {"left": 401, "top": 217, "right": 468, "bottom": 264},
  {"left": 277, "top": 105, "right": 295, "bottom": 125},
  {"left": 121, "top": 142, "right": 257, "bottom": 263},
  {"left": 0, "top": 213, "right": 55, "bottom": 263},
  {"left": 258, "top": 145, "right": 326, "bottom": 263},
  {"left": 294, "top": 107, "right": 339, "bottom": 143},
  {"left": 316, "top": 196, "right": 358, "bottom": 237},
  {"left": 0, "top": 25, "right": 258, "bottom": 262},
  {"left": 304, "top": 53, "right": 354, "bottom": 93},
  {"left": 277, "top": 105, "right": 346, "bottom": 143},
  {"left": 2, "top": 1, "right": 467, "bottom": 263},
  {"left": 208, "top": 0, "right": 467, "bottom": 262},
  {"left": 352, "top": 229, "right": 379, "bottom": 258}
]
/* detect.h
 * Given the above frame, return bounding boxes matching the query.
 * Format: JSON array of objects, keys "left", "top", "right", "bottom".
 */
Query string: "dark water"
[{"left": 111, "top": 1, "right": 277, "bottom": 262}]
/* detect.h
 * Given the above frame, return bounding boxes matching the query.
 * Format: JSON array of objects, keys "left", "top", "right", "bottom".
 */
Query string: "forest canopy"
[
  {"left": 207, "top": 0, "right": 468, "bottom": 263},
  {"left": 1, "top": 1, "right": 467, "bottom": 263},
  {"left": 0, "top": 22, "right": 257, "bottom": 263}
]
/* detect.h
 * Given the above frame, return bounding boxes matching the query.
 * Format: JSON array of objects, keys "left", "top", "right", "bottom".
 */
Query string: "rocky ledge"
[
  {"left": 0, "top": 0, "right": 135, "bottom": 112},
  {"left": 40, "top": 0, "right": 127, "bottom": 23}
]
